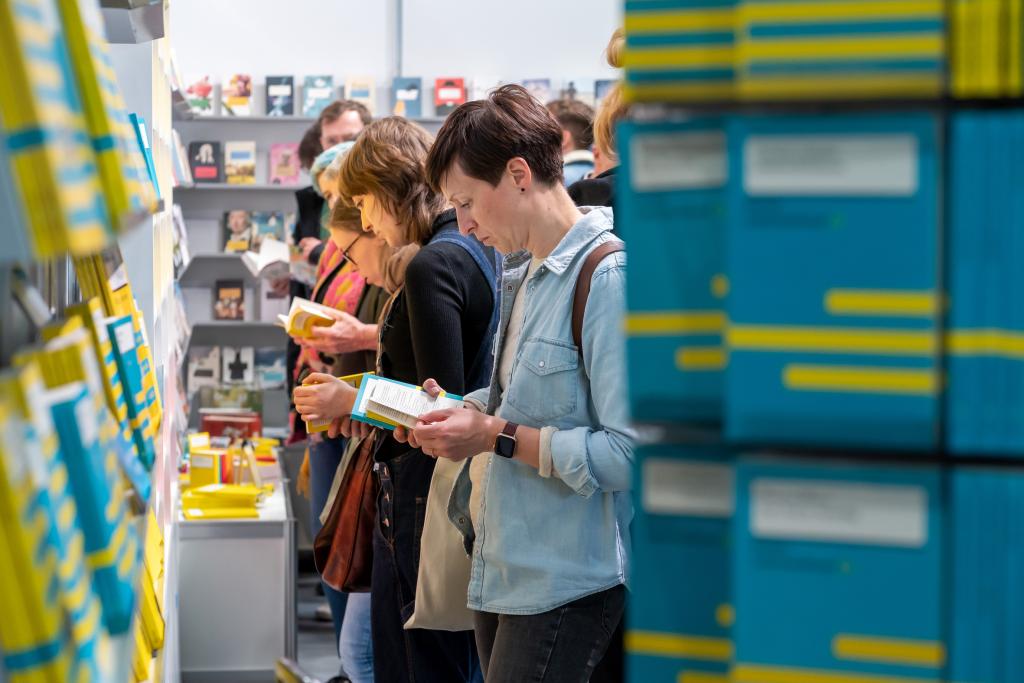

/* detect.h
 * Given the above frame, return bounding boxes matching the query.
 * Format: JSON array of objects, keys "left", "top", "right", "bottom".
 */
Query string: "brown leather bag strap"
[{"left": 572, "top": 241, "right": 625, "bottom": 363}]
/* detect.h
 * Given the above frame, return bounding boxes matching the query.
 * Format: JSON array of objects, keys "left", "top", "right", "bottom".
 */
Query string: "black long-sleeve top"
[{"left": 374, "top": 210, "right": 495, "bottom": 462}]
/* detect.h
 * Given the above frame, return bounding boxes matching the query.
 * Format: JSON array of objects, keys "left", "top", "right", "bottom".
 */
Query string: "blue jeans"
[
  {"left": 310, "top": 436, "right": 349, "bottom": 648},
  {"left": 339, "top": 591, "right": 374, "bottom": 683},
  {"left": 371, "top": 450, "right": 481, "bottom": 683}
]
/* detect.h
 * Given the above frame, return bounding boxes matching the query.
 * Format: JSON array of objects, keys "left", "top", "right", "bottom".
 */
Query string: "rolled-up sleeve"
[
  {"left": 548, "top": 255, "right": 636, "bottom": 497},
  {"left": 463, "top": 386, "right": 490, "bottom": 412}
]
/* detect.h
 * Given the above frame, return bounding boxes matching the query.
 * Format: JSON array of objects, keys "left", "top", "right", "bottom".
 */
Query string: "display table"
[{"left": 177, "top": 470, "right": 296, "bottom": 682}]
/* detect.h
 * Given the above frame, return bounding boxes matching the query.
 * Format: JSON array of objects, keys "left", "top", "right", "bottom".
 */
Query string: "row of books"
[
  {"left": 629, "top": 445, "right": 1024, "bottom": 683},
  {"left": 618, "top": 111, "right": 1023, "bottom": 457},
  {"left": 180, "top": 140, "right": 300, "bottom": 186},
  {"left": 184, "top": 74, "right": 619, "bottom": 118},
  {"left": 624, "top": 0, "right": 1024, "bottom": 103},
  {"left": 0, "top": 0, "right": 160, "bottom": 262},
  {"left": 187, "top": 346, "right": 287, "bottom": 393}
]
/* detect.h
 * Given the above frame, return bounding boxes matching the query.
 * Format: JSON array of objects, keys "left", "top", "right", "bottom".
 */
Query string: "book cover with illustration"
[
  {"left": 303, "top": 75, "right": 334, "bottom": 117},
  {"left": 254, "top": 347, "right": 287, "bottom": 389},
  {"left": 269, "top": 143, "right": 300, "bottom": 185},
  {"left": 185, "top": 75, "right": 215, "bottom": 115},
  {"left": 188, "top": 140, "right": 222, "bottom": 183},
  {"left": 224, "top": 141, "right": 257, "bottom": 184},
  {"left": 595, "top": 79, "right": 616, "bottom": 106},
  {"left": 214, "top": 280, "right": 245, "bottom": 320},
  {"left": 187, "top": 346, "right": 221, "bottom": 393},
  {"left": 392, "top": 77, "right": 423, "bottom": 118},
  {"left": 265, "top": 75, "right": 294, "bottom": 116},
  {"left": 222, "top": 73, "right": 253, "bottom": 116},
  {"left": 222, "top": 210, "right": 253, "bottom": 252},
  {"left": 346, "top": 77, "right": 376, "bottom": 114},
  {"left": 522, "top": 78, "right": 552, "bottom": 103},
  {"left": 434, "top": 78, "right": 466, "bottom": 116},
  {"left": 221, "top": 346, "right": 255, "bottom": 384},
  {"left": 250, "top": 211, "right": 286, "bottom": 250}
]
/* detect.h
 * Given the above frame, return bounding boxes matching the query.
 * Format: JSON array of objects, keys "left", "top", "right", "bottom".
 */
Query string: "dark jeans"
[
  {"left": 474, "top": 585, "right": 626, "bottom": 683},
  {"left": 310, "top": 436, "right": 349, "bottom": 649},
  {"left": 371, "top": 450, "right": 480, "bottom": 683}
]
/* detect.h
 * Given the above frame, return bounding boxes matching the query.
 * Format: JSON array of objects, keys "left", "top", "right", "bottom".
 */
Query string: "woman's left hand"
[
  {"left": 411, "top": 408, "right": 499, "bottom": 462},
  {"left": 292, "top": 372, "right": 356, "bottom": 422}
]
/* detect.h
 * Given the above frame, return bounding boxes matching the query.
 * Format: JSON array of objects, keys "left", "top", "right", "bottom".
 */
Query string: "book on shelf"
[
  {"left": 171, "top": 129, "right": 193, "bottom": 186},
  {"left": 435, "top": 77, "right": 466, "bottom": 116},
  {"left": 187, "top": 346, "right": 221, "bottom": 393},
  {"left": 250, "top": 211, "right": 288, "bottom": 250},
  {"left": 221, "top": 346, "right": 255, "bottom": 384},
  {"left": 200, "top": 409, "right": 263, "bottom": 441},
  {"left": 197, "top": 385, "right": 264, "bottom": 414},
  {"left": 265, "top": 75, "right": 294, "bottom": 116},
  {"left": 222, "top": 73, "right": 253, "bottom": 116},
  {"left": 595, "top": 79, "right": 616, "bottom": 106},
  {"left": 171, "top": 204, "right": 191, "bottom": 278},
  {"left": 189, "top": 140, "right": 223, "bottom": 183},
  {"left": 277, "top": 296, "right": 336, "bottom": 338},
  {"left": 303, "top": 75, "right": 334, "bottom": 117},
  {"left": 522, "top": 78, "right": 552, "bottom": 104},
  {"left": 128, "top": 112, "right": 160, "bottom": 200},
  {"left": 392, "top": 77, "right": 423, "bottom": 118},
  {"left": 242, "top": 235, "right": 290, "bottom": 280},
  {"left": 223, "top": 210, "right": 253, "bottom": 252},
  {"left": 350, "top": 373, "right": 464, "bottom": 430},
  {"left": 213, "top": 279, "right": 245, "bottom": 320},
  {"left": 259, "top": 279, "right": 291, "bottom": 323},
  {"left": 185, "top": 75, "right": 215, "bottom": 115},
  {"left": 255, "top": 348, "right": 287, "bottom": 389},
  {"left": 224, "top": 141, "right": 257, "bottom": 185},
  {"left": 346, "top": 77, "right": 376, "bottom": 114},
  {"left": 269, "top": 142, "right": 300, "bottom": 184}
]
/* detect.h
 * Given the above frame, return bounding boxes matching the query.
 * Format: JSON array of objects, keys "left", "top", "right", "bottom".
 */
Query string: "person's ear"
[
  {"left": 561, "top": 129, "right": 572, "bottom": 153},
  {"left": 507, "top": 157, "right": 532, "bottom": 194}
]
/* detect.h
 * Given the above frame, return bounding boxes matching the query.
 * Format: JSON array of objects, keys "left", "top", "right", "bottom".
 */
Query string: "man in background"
[{"left": 546, "top": 98, "right": 595, "bottom": 187}]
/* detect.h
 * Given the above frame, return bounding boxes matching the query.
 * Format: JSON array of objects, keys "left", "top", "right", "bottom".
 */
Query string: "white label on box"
[
  {"left": 191, "top": 455, "right": 214, "bottom": 469},
  {"left": 751, "top": 478, "right": 927, "bottom": 547},
  {"left": 267, "top": 84, "right": 291, "bottom": 97},
  {"left": 642, "top": 459, "right": 734, "bottom": 518},
  {"left": 631, "top": 131, "right": 727, "bottom": 191},
  {"left": 744, "top": 134, "right": 918, "bottom": 196},
  {"left": 74, "top": 397, "right": 98, "bottom": 448},
  {"left": 114, "top": 322, "right": 136, "bottom": 355}
]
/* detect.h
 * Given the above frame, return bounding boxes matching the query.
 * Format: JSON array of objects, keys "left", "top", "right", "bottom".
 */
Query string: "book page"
[{"left": 365, "top": 379, "right": 463, "bottom": 428}]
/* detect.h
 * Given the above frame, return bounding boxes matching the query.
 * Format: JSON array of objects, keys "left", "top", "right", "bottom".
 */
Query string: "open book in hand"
[
  {"left": 277, "top": 297, "right": 336, "bottom": 338},
  {"left": 303, "top": 372, "right": 368, "bottom": 434},
  {"left": 241, "top": 237, "right": 290, "bottom": 280},
  {"left": 352, "top": 375, "right": 464, "bottom": 430}
]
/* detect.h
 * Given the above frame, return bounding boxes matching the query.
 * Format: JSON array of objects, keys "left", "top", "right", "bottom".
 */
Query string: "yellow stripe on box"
[
  {"left": 833, "top": 634, "right": 946, "bottom": 668},
  {"left": 732, "top": 663, "right": 940, "bottom": 683},
  {"left": 737, "top": 35, "right": 943, "bottom": 61},
  {"left": 625, "top": 8, "right": 735, "bottom": 33},
  {"left": 626, "top": 311, "right": 726, "bottom": 336},
  {"left": 825, "top": 290, "right": 939, "bottom": 318},
  {"left": 727, "top": 325, "right": 936, "bottom": 356},
  {"left": 625, "top": 81, "right": 735, "bottom": 103},
  {"left": 947, "top": 329, "right": 1024, "bottom": 360},
  {"left": 679, "top": 672, "right": 729, "bottom": 683},
  {"left": 677, "top": 347, "right": 728, "bottom": 370},
  {"left": 626, "top": 630, "right": 733, "bottom": 662},
  {"left": 624, "top": 45, "right": 734, "bottom": 69},
  {"left": 737, "top": 0, "right": 942, "bottom": 23},
  {"left": 783, "top": 364, "right": 939, "bottom": 395},
  {"left": 738, "top": 75, "right": 943, "bottom": 99},
  {"left": 87, "top": 521, "right": 127, "bottom": 569}
]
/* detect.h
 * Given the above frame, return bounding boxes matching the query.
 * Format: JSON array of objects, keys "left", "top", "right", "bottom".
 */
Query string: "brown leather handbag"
[{"left": 313, "top": 433, "right": 379, "bottom": 593}]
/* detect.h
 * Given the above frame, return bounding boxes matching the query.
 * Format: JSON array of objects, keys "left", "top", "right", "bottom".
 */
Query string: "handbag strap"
[{"left": 572, "top": 241, "right": 625, "bottom": 370}]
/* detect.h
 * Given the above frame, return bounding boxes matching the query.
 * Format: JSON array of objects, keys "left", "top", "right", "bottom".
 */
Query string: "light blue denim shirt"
[{"left": 447, "top": 206, "right": 635, "bottom": 615}]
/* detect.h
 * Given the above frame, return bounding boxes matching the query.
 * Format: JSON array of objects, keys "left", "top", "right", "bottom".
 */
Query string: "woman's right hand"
[{"left": 293, "top": 372, "right": 357, "bottom": 422}]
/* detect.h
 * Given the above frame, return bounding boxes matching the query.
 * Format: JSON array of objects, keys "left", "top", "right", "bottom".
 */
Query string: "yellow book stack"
[
  {"left": 0, "top": 0, "right": 112, "bottom": 258},
  {"left": 181, "top": 483, "right": 264, "bottom": 520}
]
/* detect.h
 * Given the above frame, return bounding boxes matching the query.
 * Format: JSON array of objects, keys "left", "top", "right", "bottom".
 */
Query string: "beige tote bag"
[{"left": 403, "top": 457, "right": 474, "bottom": 631}]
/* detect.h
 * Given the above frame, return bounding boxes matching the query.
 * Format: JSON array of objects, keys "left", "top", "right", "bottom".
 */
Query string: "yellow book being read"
[{"left": 278, "top": 297, "right": 337, "bottom": 339}]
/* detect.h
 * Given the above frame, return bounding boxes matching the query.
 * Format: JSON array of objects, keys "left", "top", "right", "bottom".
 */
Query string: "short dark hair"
[
  {"left": 319, "top": 99, "right": 373, "bottom": 127},
  {"left": 426, "top": 84, "right": 564, "bottom": 191},
  {"left": 546, "top": 99, "right": 595, "bottom": 150},
  {"left": 298, "top": 123, "right": 323, "bottom": 171}
]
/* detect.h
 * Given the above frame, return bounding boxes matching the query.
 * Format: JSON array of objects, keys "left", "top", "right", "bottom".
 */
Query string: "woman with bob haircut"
[
  {"left": 390, "top": 84, "right": 634, "bottom": 682},
  {"left": 292, "top": 116, "right": 497, "bottom": 683}
]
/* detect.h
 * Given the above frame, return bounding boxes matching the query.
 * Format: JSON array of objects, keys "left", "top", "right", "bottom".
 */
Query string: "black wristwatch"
[{"left": 493, "top": 421, "right": 519, "bottom": 459}]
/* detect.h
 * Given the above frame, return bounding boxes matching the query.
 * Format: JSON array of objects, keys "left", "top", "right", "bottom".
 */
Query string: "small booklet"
[
  {"left": 352, "top": 374, "right": 464, "bottom": 430},
  {"left": 303, "top": 372, "right": 369, "bottom": 434},
  {"left": 277, "top": 296, "right": 336, "bottom": 338},
  {"left": 241, "top": 237, "right": 289, "bottom": 280}
]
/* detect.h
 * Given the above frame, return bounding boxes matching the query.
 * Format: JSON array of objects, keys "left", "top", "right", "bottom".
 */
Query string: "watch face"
[{"left": 495, "top": 434, "right": 516, "bottom": 458}]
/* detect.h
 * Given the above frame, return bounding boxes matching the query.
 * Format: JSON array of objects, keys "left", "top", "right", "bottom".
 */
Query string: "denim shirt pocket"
[{"left": 506, "top": 337, "right": 580, "bottom": 422}]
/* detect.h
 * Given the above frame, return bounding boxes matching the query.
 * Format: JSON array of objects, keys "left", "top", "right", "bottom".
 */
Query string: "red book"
[{"left": 434, "top": 78, "right": 466, "bottom": 116}]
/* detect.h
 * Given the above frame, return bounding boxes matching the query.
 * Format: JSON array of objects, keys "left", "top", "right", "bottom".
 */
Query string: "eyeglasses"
[{"left": 342, "top": 234, "right": 361, "bottom": 267}]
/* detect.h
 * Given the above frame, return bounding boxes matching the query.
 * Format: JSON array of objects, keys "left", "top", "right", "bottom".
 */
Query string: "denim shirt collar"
[{"left": 540, "top": 206, "right": 614, "bottom": 275}]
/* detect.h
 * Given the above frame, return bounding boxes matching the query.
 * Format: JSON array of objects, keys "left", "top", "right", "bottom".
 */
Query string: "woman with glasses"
[{"left": 293, "top": 117, "right": 498, "bottom": 682}]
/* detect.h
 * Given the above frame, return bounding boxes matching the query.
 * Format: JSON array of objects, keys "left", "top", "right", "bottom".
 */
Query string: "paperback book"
[
  {"left": 254, "top": 348, "right": 287, "bottom": 389},
  {"left": 222, "top": 211, "right": 253, "bottom": 252},
  {"left": 435, "top": 78, "right": 466, "bottom": 116},
  {"left": 187, "top": 346, "right": 221, "bottom": 392},
  {"left": 222, "top": 73, "right": 253, "bottom": 116},
  {"left": 392, "top": 77, "right": 423, "bottom": 118},
  {"left": 303, "top": 76, "right": 334, "bottom": 117},
  {"left": 224, "top": 141, "right": 256, "bottom": 185},
  {"left": 346, "top": 77, "right": 376, "bottom": 114},
  {"left": 265, "top": 75, "right": 294, "bottom": 116},
  {"left": 221, "top": 346, "right": 255, "bottom": 384},
  {"left": 185, "top": 75, "right": 214, "bottom": 116},
  {"left": 213, "top": 280, "right": 245, "bottom": 320},
  {"left": 269, "top": 143, "right": 300, "bottom": 184},
  {"left": 188, "top": 141, "right": 222, "bottom": 183}
]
